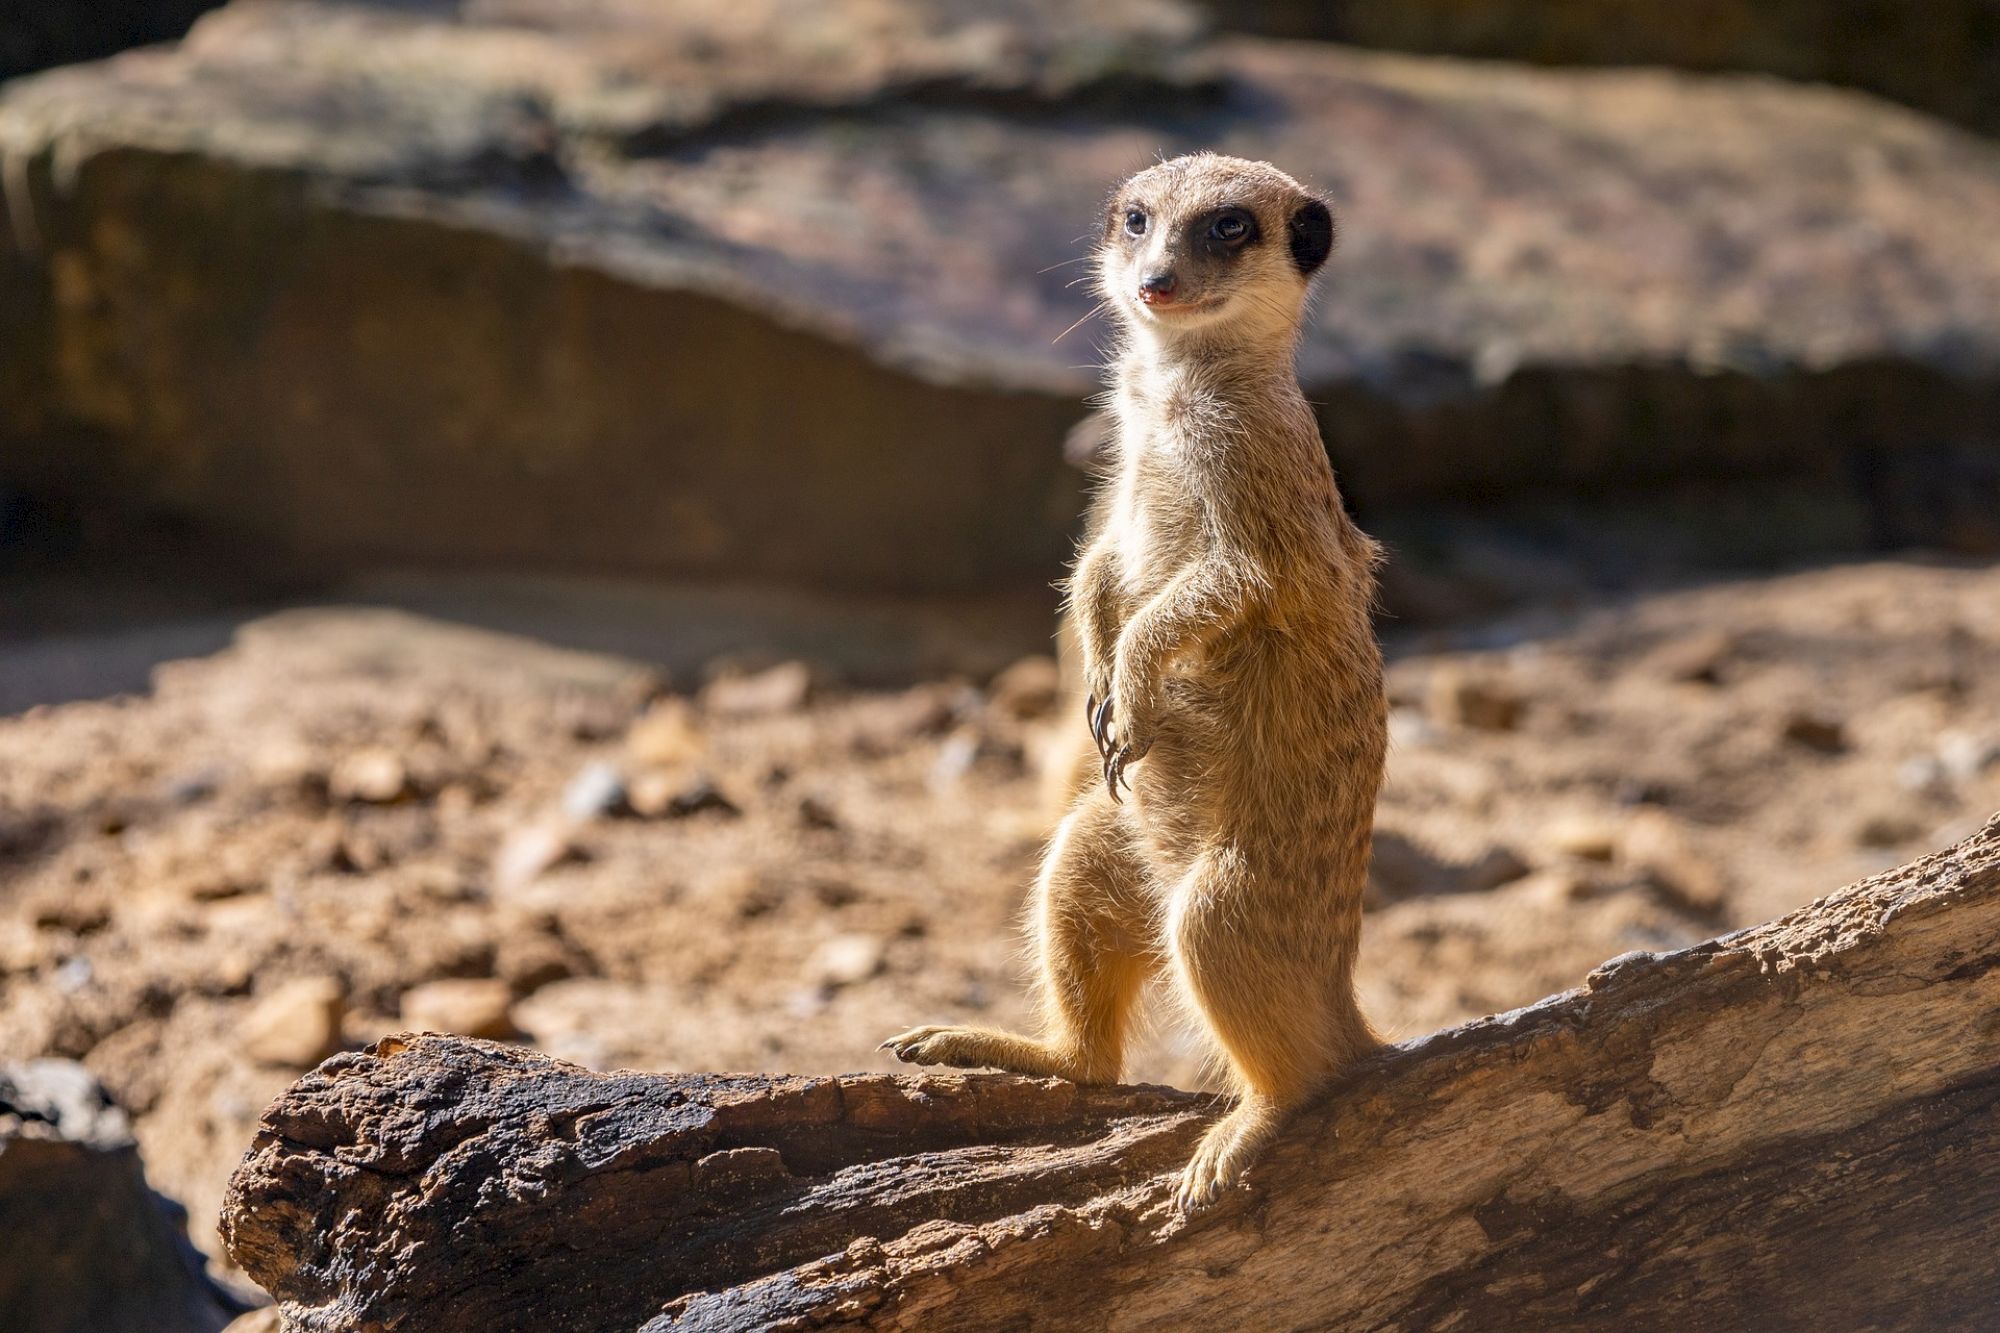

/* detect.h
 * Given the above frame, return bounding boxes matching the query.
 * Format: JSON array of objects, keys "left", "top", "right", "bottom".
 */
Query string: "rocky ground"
[{"left": 2, "top": 555, "right": 1997, "bottom": 1291}]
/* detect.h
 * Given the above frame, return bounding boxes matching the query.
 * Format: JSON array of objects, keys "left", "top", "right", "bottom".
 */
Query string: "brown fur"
[{"left": 884, "top": 154, "right": 1387, "bottom": 1210}]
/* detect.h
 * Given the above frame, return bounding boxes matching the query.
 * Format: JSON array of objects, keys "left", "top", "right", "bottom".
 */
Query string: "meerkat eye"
[
  {"left": 1124, "top": 210, "right": 1148, "bottom": 237},
  {"left": 1211, "top": 212, "right": 1251, "bottom": 245}
]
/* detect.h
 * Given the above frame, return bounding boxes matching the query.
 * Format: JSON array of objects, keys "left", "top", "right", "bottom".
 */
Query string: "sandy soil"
[{"left": 2, "top": 557, "right": 1996, "bottom": 1282}]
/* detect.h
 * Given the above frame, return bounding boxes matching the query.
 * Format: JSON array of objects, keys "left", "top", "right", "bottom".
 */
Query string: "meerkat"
[{"left": 884, "top": 154, "right": 1387, "bottom": 1210}]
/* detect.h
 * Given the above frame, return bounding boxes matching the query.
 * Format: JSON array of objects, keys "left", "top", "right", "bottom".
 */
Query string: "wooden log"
[{"left": 222, "top": 814, "right": 2000, "bottom": 1331}]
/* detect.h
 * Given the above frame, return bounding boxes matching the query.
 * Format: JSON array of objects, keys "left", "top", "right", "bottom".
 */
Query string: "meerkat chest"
[{"left": 1106, "top": 447, "right": 1205, "bottom": 601}]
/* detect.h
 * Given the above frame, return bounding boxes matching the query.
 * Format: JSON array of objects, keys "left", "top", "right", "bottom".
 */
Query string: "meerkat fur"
[{"left": 884, "top": 153, "right": 1388, "bottom": 1211}]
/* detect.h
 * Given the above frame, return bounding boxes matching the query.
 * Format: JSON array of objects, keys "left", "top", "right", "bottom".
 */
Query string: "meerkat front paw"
[{"left": 1097, "top": 680, "right": 1158, "bottom": 800}]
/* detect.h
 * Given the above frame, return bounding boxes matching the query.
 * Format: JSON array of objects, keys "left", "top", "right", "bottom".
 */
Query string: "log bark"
[{"left": 223, "top": 814, "right": 2000, "bottom": 1332}]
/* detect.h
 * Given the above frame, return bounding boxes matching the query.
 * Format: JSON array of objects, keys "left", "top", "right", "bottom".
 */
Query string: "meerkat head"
[{"left": 1097, "top": 153, "right": 1334, "bottom": 348}]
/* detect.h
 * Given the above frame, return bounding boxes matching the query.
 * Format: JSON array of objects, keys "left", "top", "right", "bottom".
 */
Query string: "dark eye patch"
[{"left": 1195, "top": 206, "right": 1260, "bottom": 256}]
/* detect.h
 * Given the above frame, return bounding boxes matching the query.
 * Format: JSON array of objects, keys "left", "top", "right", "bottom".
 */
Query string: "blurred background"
[{"left": 2, "top": 0, "right": 1999, "bottom": 1312}]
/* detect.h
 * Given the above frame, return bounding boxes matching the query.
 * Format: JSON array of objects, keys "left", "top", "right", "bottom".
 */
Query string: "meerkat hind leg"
[
  {"left": 883, "top": 792, "right": 1151, "bottom": 1083},
  {"left": 1170, "top": 850, "right": 1367, "bottom": 1211}
]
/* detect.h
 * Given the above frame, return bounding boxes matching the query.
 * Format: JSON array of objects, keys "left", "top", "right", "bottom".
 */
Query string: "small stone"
[
  {"left": 399, "top": 978, "right": 516, "bottom": 1039},
  {"left": 701, "top": 661, "right": 816, "bottom": 717},
  {"left": 987, "top": 655, "right": 1061, "bottom": 720},
  {"left": 1386, "top": 707, "right": 1439, "bottom": 749},
  {"left": 53, "top": 956, "right": 93, "bottom": 994},
  {"left": 1427, "top": 666, "right": 1525, "bottom": 732},
  {"left": 930, "top": 730, "right": 981, "bottom": 786},
  {"left": 1547, "top": 815, "right": 1621, "bottom": 863},
  {"left": 1781, "top": 711, "right": 1847, "bottom": 754},
  {"left": 1897, "top": 756, "right": 1950, "bottom": 793},
  {"left": 626, "top": 772, "right": 741, "bottom": 820},
  {"left": 808, "top": 933, "right": 884, "bottom": 988},
  {"left": 328, "top": 749, "right": 411, "bottom": 804},
  {"left": 1853, "top": 807, "right": 1923, "bottom": 849},
  {"left": 1938, "top": 730, "right": 2000, "bottom": 782},
  {"left": 241, "top": 976, "right": 345, "bottom": 1067},
  {"left": 1646, "top": 630, "right": 1735, "bottom": 685},
  {"left": 493, "top": 822, "right": 582, "bottom": 893},
  {"left": 1461, "top": 845, "right": 1533, "bottom": 892},
  {"left": 625, "top": 698, "right": 705, "bottom": 768},
  {"left": 1624, "top": 810, "right": 1728, "bottom": 914},
  {"left": 562, "top": 761, "right": 628, "bottom": 821}
]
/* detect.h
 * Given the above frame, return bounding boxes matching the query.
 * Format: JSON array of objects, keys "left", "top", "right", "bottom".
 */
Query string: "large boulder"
[
  {"left": 3, "top": 0, "right": 1999, "bottom": 590},
  {"left": 0, "top": 1059, "right": 243, "bottom": 1333},
  {"left": 1211, "top": 1, "right": 2000, "bottom": 138}
]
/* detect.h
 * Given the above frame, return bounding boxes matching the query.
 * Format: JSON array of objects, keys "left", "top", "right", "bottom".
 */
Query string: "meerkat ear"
[{"left": 1288, "top": 198, "right": 1336, "bottom": 276}]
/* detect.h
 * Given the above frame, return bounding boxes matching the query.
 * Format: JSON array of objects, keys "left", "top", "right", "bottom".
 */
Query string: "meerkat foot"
[
  {"left": 884, "top": 1016, "right": 1112, "bottom": 1080},
  {"left": 879, "top": 1025, "right": 1090, "bottom": 1080},
  {"left": 1175, "top": 1097, "right": 1283, "bottom": 1212}
]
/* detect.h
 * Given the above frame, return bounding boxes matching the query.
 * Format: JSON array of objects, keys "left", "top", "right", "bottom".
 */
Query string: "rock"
[
  {"left": 1645, "top": 630, "right": 1735, "bottom": 685},
  {"left": 700, "top": 663, "right": 816, "bottom": 718},
  {"left": 560, "top": 761, "right": 627, "bottom": 821},
  {"left": 1219, "top": 0, "right": 2000, "bottom": 137},
  {"left": 1782, "top": 711, "right": 1848, "bottom": 754},
  {"left": 1, "top": 1059, "right": 242, "bottom": 1332},
  {"left": 625, "top": 772, "right": 742, "bottom": 820},
  {"left": 1427, "top": 667, "right": 1526, "bottom": 732},
  {"left": 807, "top": 934, "right": 884, "bottom": 989},
  {"left": 8, "top": 3, "right": 2000, "bottom": 590},
  {"left": 492, "top": 822, "right": 583, "bottom": 894},
  {"left": 1461, "top": 845, "right": 1534, "bottom": 893},
  {"left": 624, "top": 698, "right": 705, "bottom": 770},
  {"left": 398, "top": 980, "right": 516, "bottom": 1040},
  {"left": 1368, "top": 829, "right": 1531, "bottom": 904},
  {"left": 1622, "top": 810, "right": 1728, "bottom": 915},
  {"left": 988, "top": 655, "right": 1061, "bottom": 720},
  {"left": 1547, "top": 815, "right": 1621, "bottom": 863},
  {"left": 1853, "top": 808, "right": 1925, "bottom": 850},
  {"left": 327, "top": 749, "right": 411, "bottom": 805},
  {"left": 1938, "top": 730, "right": 2000, "bottom": 783},
  {"left": 240, "top": 977, "right": 345, "bottom": 1068},
  {"left": 796, "top": 794, "right": 841, "bottom": 831}
]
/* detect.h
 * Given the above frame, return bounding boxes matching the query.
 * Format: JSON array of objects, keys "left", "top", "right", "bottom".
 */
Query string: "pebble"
[
  {"left": 399, "top": 978, "right": 516, "bottom": 1039},
  {"left": 493, "top": 822, "right": 581, "bottom": 893},
  {"left": 1547, "top": 815, "right": 1621, "bottom": 863},
  {"left": 625, "top": 698, "right": 705, "bottom": 768},
  {"left": 626, "top": 772, "right": 742, "bottom": 820},
  {"left": 1427, "top": 666, "right": 1525, "bottom": 732},
  {"left": 1938, "top": 730, "right": 2000, "bottom": 782},
  {"left": 1646, "top": 630, "right": 1735, "bottom": 685},
  {"left": 242, "top": 976, "right": 346, "bottom": 1067},
  {"left": 701, "top": 661, "right": 816, "bottom": 717},
  {"left": 1853, "top": 808, "right": 1923, "bottom": 849},
  {"left": 328, "top": 748, "right": 411, "bottom": 804},
  {"left": 1781, "top": 711, "right": 1847, "bottom": 754},
  {"left": 987, "top": 655, "right": 1061, "bottom": 720},
  {"left": 808, "top": 933, "right": 884, "bottom": 989},
  {"left": 1623, "top": 810, "right": 1728, "bottom": 914},
  {"left": 562, "top": 761, "right": 628, "bottom": 821}
]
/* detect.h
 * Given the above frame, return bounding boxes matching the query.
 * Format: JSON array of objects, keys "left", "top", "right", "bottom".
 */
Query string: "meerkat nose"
[{"left": 1138, "top": 270, "right": 1178, "bottom": 304}]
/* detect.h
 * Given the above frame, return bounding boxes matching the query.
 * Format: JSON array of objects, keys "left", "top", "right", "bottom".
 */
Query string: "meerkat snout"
[{"left": 1098, "top": 153, "right": 1336, "bottom": 336}]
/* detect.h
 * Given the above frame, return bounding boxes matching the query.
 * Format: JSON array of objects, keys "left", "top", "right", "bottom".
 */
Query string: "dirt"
[{"left": 1, "top": 557, "right": 1997, "bottom": 1285}]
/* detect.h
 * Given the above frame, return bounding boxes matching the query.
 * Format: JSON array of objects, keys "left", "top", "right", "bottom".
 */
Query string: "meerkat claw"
[{"left": 1091, "top": 696, "right": 1115, "bottom": 754}]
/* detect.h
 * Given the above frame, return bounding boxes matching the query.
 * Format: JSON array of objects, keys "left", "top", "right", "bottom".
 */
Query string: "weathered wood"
[{"left": 223, "top": 815, "right": 2000, "bottom": 1331}]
